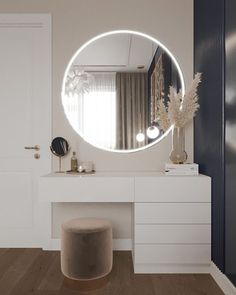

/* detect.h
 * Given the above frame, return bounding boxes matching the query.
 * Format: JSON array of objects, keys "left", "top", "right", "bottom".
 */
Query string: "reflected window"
[{"left": 63, "top": 72, "right": 116, "bottom": 149}]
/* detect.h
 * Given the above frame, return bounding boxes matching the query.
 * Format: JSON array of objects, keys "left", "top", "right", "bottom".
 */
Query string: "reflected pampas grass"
[{"left": 157, "top": 73, "right": 202, "bottom": 130}]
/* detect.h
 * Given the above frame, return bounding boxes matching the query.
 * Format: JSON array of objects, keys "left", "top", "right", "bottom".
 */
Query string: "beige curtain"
[{"left": 116, "top": 72, "right": 148, "bottom": 149}]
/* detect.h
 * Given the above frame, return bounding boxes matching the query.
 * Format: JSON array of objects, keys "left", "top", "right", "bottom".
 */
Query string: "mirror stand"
[
  {"left": 56, "top": 156, "right": 63, "bottom": 173},
  {"left": 50, "top": 137, "right": 70, "bottom": 173}
]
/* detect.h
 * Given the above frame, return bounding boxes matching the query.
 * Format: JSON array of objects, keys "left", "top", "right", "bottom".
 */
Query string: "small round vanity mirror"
[
  {"left": 50, "top": 137, "right": 70, "bottom": 172},
  {"left": 61, "top": 30, "right": 184, "bottom": 152}
]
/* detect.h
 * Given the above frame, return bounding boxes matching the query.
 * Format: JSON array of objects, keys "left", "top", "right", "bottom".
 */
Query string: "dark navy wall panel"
[
  {"left": 194, "top": 0, "right": 225, "bottom": 271},
  {"left": 225, "top": 0, "right": 236, "bottom": 285}
]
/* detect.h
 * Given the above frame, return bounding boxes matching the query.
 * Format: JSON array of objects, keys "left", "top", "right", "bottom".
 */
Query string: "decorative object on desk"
[
  {"left": 81, "top": 161, "right": 94, "bottom": 173},
  {"left": 156, "top": 73, "right": 202, "bottom": 164},
  {"left": 165, "top": 163, "right": 199, "bottom": 175},
  {"left": 78, "top": 165, "right": 83, "bottom": 173},
  {"left": 169, "top": 126, "right": 187, "bottom": 164},
  {"left": 71, "top": 151, "right": 78, "bottom": 172},
  {"left": 66, "top": 170, "right": 95, "bottom": 175},
  {"left": 50, "top": 137, "right": 70, "bottom": 173},
  {"left": 67, "top": 161, "right": 95, "bottom": 174}
]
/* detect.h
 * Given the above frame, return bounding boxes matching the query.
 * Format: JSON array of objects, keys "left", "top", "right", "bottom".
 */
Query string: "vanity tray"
[{"left": 66, "top": 170, "right": 95, "bottom": 175}]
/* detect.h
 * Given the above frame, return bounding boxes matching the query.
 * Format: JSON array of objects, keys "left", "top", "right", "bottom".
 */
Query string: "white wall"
[{"left": 0, "top": 0, "right": 193, "bottom": 238}]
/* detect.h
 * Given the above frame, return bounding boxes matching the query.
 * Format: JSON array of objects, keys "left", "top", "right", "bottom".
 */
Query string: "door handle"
[{"left": 24, "top": 145, "right": 40, "bottom": 151}]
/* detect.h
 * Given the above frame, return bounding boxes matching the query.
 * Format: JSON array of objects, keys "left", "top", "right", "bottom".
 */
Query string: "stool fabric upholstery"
[{"left": 61, "top": 218, "right": 112, "bottom": 281}]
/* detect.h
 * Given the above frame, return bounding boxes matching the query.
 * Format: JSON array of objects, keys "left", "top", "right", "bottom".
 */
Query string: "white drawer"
[
  {"left": 134, "top": 244, "right": 211, "bottom": 264},
  {"left": 39, "top": 176, "right": 134, "bottom": 202},
  {"left": 135, "top": 176, "right": 211, "bottom": 202},
  {"left": 135, "top": 203, "right": 211, "bottom": 224},
  {"left": 135, "top": 224, "right": 211, "bottom": 244}
]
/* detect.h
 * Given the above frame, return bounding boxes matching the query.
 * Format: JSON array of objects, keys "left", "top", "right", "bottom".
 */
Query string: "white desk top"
[
  {"left": 42, "top": 171, "right": 163, "bottom": 177},
  {"left": 42, "top": 171, "right": 208, "bottom": 178}
]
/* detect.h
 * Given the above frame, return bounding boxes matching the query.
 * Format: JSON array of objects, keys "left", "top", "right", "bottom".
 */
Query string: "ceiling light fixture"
[{"left": 65, "top": 66, "right": 94, "bottom": 96}]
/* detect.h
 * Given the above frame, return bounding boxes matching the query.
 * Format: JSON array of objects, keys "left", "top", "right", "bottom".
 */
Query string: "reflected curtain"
[{"left": 116, "top": 72, "right": 148, "bottom": 149}]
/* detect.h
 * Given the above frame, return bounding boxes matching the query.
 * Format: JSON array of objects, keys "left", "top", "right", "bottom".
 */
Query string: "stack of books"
[{"left": 165, "top": 163, "right": 199, "bottom": 175}]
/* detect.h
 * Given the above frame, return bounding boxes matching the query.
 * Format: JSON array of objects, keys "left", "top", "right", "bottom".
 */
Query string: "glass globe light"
[
  {"left": 146, "top": 126, "right": 160, "bottom": 139},
  {"left": 136, "top": 132, "right": 145, "bottom": 142}
]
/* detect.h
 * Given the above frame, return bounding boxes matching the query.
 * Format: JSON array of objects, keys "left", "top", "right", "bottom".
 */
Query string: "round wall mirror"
[{"left": 61, "top": 30, "right": 184, "bottom": 152}]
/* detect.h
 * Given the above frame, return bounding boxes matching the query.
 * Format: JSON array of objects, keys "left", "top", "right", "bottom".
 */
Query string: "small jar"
[{"left": 81, "top": 161, "right": 93, "bottom": 172}]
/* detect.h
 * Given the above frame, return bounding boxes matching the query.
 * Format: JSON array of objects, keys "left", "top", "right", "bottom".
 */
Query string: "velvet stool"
[{"left": 61, "top": 217, "right": 113, "bottom": 290}]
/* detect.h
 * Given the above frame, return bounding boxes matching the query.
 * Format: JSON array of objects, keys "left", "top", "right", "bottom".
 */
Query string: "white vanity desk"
[{"left": 38, "top": 172, "right": 211, "bottom": 273}]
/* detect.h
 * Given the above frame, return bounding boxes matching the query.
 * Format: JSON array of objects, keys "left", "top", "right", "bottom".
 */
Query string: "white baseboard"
[
  {"left": 48, "top": 238, "right": 132, "bottom": 251},
  {"left": 210, "top": 263, "right": 236, "bottom": 295},
  {"left": 113, "top": 239, "right": 132, "bottom": 250}
]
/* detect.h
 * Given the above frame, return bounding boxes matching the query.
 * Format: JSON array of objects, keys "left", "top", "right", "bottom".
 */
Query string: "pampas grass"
[{"left": 157, "top": 73, "right": 202, "bottom": 130}]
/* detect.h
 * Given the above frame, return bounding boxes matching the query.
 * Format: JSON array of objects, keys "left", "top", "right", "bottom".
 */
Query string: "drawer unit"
[
  {"left": 133, "top": 175, "right": 211, "bottom": 273},
  {"left": 135, "top": 203, "right": 211, "bottom": 224},
  {"left": 135, "top": 224, "right": 211, "bottom": 244}
]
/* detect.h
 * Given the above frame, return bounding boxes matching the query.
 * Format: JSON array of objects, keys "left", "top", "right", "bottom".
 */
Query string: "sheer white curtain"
[{"left": 62, "top": 72, "right": 116, "bottom": 149}]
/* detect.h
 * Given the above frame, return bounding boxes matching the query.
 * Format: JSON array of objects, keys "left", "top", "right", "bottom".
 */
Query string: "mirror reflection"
[{"left": 62, "top": 32, "right": 182, "bottom": 152}]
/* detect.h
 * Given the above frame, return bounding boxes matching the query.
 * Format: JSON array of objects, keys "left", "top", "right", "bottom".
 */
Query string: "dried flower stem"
[{"left": 157, "top": 73, "right": 202, "bottom": 130}]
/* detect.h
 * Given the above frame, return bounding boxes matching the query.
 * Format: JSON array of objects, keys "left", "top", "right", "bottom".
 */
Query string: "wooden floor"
[{"left": 0, "top": 249, "right": 224, "bottom": 295}]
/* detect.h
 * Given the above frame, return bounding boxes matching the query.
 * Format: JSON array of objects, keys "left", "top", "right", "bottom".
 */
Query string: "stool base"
[{"left": 64, "top": 274, "right": 109, "bottom": 291}]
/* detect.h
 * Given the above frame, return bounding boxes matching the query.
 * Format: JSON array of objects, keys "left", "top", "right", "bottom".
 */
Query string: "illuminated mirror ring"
[{"left": 61, "top": 30, "right": 185, "bottom": 153}]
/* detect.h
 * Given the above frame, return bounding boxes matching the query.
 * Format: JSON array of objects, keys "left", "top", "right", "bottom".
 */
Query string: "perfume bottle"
[{"left": 71, "top": 152, "right": 78, "bottom": 172}]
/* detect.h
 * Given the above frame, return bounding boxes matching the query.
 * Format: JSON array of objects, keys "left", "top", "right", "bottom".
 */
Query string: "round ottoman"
[{"left": 61, "top": 218, "right": 112, "bottom": 289}]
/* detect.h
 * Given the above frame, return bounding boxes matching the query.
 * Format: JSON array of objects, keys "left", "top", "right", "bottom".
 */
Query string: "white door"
[{"left": 0, "top": 14, "right": 51, "bottom": 247}]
